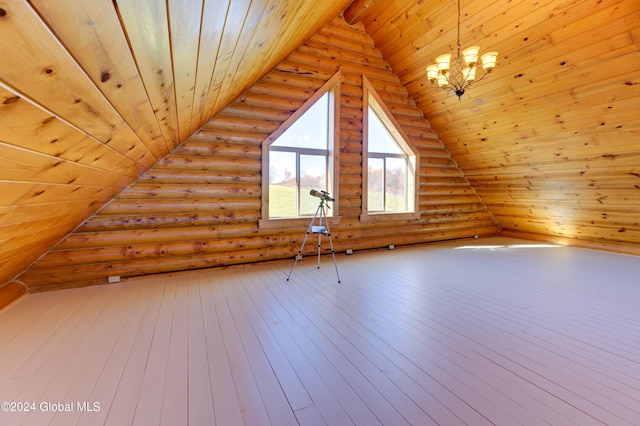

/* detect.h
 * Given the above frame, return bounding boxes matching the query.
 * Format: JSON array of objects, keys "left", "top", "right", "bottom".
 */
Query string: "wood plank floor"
[{"left": 1, "top": 237, "right": 639, "bottom": 425}]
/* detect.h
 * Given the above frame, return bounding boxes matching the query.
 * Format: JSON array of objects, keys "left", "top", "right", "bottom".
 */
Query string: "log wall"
[
  {"left": 355, "top": 0, "right": 640, "bottom": 252},
  {"left": 18, "top": 17, "right": 499, "bottom": 290}
]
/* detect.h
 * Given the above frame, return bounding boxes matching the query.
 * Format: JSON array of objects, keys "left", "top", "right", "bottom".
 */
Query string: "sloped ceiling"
[
  {"left": 350, "top": 0, "right": 640, "bottom": 247},
  {"left": 1, "top": 0, "right": 639, "bottom": 300},
  {"left": 0, "top": 0, "right": 352, "bottom": 295}
]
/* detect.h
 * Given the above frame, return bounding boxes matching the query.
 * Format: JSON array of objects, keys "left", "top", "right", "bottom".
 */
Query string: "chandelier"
[{"left": 426, "top": 0, "right": 498, "bottom": 100}]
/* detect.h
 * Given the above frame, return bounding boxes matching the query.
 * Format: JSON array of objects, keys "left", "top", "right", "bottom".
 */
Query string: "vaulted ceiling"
[{"left": 1, "top": 0, "right": 638, "bottom": 301}]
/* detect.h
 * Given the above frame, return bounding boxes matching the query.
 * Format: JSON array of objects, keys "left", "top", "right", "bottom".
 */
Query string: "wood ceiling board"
[
  {"left": 29, "top": 0, "right": 170, "bottom": 159},
  {"left": 0, "top": 1, "right": 125, "bottom": 142},
  {"left": 0, "top": 143, "right": 138, "bottom": 186},
  {"left": 0, "top": 89, "right": 141, "bottom": 174},
  {"left": 167, "top": 0, "right": 203, "bottom": 143},
  {"left": 114, "top": 0, "right": 180, "bottom": 147},
  {"left": 191, "top": 0, "right": 230, "bottom": 133}
]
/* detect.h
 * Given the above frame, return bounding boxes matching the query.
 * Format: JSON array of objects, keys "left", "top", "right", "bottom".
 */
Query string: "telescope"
[{"left": 309, "top": 189, "right": 335, "bottom": 202}]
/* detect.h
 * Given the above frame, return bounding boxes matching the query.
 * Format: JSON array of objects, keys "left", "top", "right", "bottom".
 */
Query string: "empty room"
[{"left": 1, "top": 0, "right": 639, "bottom": 424}]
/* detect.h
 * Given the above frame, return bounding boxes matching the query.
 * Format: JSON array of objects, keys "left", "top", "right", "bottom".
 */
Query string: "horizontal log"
[
  {"left": 172, "top": 141, "right": 261, "bottom": 159},
  {"left": 137, "top": 169, "right": 261, "bottom": 185},
  {"left": 420, "top": 165, "right": 466, "bottom": 178},
  {"left": 406, "top": 134, "right": 443, "bottom": 150},
  {"left": 313, "top": 30, "right": 381, "bottom": 59},
  {"left": 286, "top": 51, "right": 396, "bottom": 83},
  {"left": 220, "top": 104, "right": 295, "bottom": 123},
  {"left": 206, "top": 114, "right": 279, "bottom": 134},
  {"left": 99, "top": 198, "right": 261, "bottom": 215},
  {"left": 190, "top": 128, "right": 266, "bottom": 145},
  {"left": 79, "top": 211, "right": 259, "bottom": 232},
  {"left": 248, "top": 81, "right": 317, "bottom": 102},
  {"left": 360, "top": 76, "right": 410, "bottom": 98},
  {"left": 118, "top": 184, "right": 261, "bottom": 199},
  {"left": 158, "top": 156, "right": 261, "bottom": 172},
  {"left": 231, "top": 92, "right": 304, "bottom": 113},
  {"left": 419, "top": 194, "right": 484, "bottom": 206},
  {"left": 419, "top": 186, "right": 479, "bottom": 197},
  {"left": 24, "top": 221, "right": 500, "bottom": 288},
  {"left": 22, "top": 251, "right": 286, "bottom": 288},
  {"left": 274, "top": 60, "right": 339, "bottom": 81},
  {"left": 261, "top": 70, "right": 330, "bottom": 91},
  {"left": 420, "top": 176, "right": 470, "bottom": 186},
  {"left": 57, "top": 225, "right": 220, "bottom": 250},
  {"left": 334, "top": 221, "right": 498, "bottom": 245},
  {"left": 322, "top": 19, "right": 374, "bottom": 48},
  {"left": 339, "top": 152, "right": 362, "bottom": 166},
  {"left": 420, "top": 203, "right": 491, "bottom": 215},
  {"left": 420, "top": 155, "right": 457, "bottom": 167},
  {"left": 300, "top": 41, "right": 390, "bottom": 73},
  {"left": 35, "top": 234, "right": 300, "bottom": 268}
]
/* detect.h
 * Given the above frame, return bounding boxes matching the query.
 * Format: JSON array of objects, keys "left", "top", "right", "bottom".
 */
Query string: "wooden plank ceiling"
[
  {"left": 0, "top": 0, "right": 352, "bottom": 303},
  {"left": 0, "top": 0, "right": 638, "bottom": 303},
  {"left": 350, "top": 0, "right": 640, "bottom": 247}
]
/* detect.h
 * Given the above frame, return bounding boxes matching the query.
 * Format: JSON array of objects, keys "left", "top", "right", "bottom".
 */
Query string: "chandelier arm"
[{"left": 472, "top": 70, "right": 492, "bottom": 84}]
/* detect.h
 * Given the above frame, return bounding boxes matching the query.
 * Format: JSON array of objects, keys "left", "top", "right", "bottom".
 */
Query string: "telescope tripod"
[{"left": 287, "top": 199, "right": 341, "bottom": 283}]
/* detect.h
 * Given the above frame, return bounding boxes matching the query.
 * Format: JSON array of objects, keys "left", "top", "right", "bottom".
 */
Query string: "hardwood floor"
[{"left": 1, "top": 237, "right": 639, "bottom": 425}]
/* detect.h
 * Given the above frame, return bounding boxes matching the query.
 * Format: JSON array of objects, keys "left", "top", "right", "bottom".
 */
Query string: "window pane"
[
  {"left": 300, "top": 154, "right": 327, "bottom": 215},
  {"left": 368, "top": 106, "right": 403, "bottom": 154},
  {"left": 385, "top": 157, "right": 407, "bottom": 211},
  {"left": 269, "top": 151, "right": 297, "bottom": 217},
  {"left": 368, "top": 158, "right": 384, "bottom": 212},
  {"left": 272, "top": 93, "right": 328, "bottom": 150}
]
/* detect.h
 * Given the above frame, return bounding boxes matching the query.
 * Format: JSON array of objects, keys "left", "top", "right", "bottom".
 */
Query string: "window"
[
  {"left": 262, "top": 73, "right": 339, "bottom": 222},
  {"left": 363, "top": 77, "right": 417, "bottom": 217}
]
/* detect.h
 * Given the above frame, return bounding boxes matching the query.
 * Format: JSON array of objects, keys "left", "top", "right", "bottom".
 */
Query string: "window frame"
[
  {"left": 259, "top": 71, "right": 341, "bottom": 229},
  {"left": 361, "top": 75, "right": 420, "bottom": 222}
]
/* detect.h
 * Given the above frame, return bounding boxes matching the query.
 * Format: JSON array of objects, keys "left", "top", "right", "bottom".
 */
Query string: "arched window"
[
  {"left": 261, "top": 72, "right": 340, "bottom": 224},
  {"left": 363, "top": 77, "right": 418, "bottom": 218},
  {"left": 269, "top": 92, "right": 331, "bottom": 217}
]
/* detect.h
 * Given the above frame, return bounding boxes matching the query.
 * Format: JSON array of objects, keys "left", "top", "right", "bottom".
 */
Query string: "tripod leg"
[
  {"left": 286, "top": 203, "right": 322, "bottom": 281},
  {"left": 316, "top": 202, "right": 323, "bottom": 269},
  {"left": 320, "top": 206, "right": 341, "bottom": 284},
  {"left": 316, "top": 233, "right": 322, "bottom": 269},
  {"left": 326, "top": 229, "right": 341, "bottom": 283},
  {"left": 286, "top": 232, "right": 308, "bottom": 281}
]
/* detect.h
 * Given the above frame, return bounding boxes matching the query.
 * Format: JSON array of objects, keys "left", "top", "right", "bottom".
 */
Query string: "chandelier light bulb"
[
  {"left": 461, "top": 46, "right": 479, "bottom": 66},
  {"left": 481, "top": 51, "right": 499, "bottom": 71},
  {"left": 435, "top": 54, "right": 452, "bottom": 71},
  {"left": 462, "top": 66, "right": 476, "bottom": 81},
  {"left": 426, "top": 64, "right": 439, "bottom": 83}
]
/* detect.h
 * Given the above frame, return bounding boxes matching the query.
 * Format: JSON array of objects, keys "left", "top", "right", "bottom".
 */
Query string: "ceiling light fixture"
[{"left": 426, "top": 0, "right": 498, "bottom": 100}]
